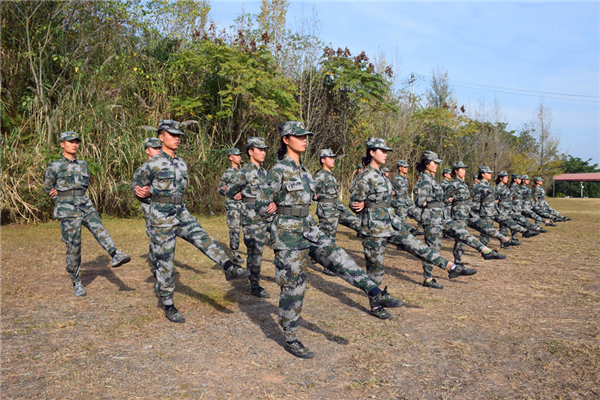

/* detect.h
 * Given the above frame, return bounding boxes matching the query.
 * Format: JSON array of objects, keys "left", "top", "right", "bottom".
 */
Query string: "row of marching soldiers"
[{"left": 44, "top": 120, "right": 570, "bottom": 360}]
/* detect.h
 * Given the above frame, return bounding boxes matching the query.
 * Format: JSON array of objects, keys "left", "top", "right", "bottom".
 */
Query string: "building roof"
[{"left": 552, "top": 173, "right": 600, "bottom": 182}]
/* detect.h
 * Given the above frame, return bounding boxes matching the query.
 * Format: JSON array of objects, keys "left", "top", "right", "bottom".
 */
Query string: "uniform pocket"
[
  {"left": 155, "top": 171, "right": 175, "bottom": 191},
  {"left": 80, "top": 172, "right": 90, "bottom": 187}
]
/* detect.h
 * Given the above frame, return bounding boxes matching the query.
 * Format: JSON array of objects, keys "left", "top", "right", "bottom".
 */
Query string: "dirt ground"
[{"left": 1, "top": 198, "right": 599, "bottom": 399}]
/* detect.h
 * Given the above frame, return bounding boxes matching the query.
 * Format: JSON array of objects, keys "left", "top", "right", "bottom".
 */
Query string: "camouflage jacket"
[
  {"left": 495, "top": 182, "right": 513, "bottom": 216},
  {"left": 256, "top": 155, "right": 319, "bottom": 251},
  {"left": 391, "top": 174, "right": 416, "bottom": 209},
  {"left": 510, "top": 183, "right": 523, "bottom": 212},
  {"left": 440, "top": 178, "right": 451, "bottom": 193},
  {"left": 226, "top": 162, "right": 267, "bottom": 226},
  {"left": 218, "top": 166, "right": 242, "bottom": 211},
  {"left": 533, "top": 186, "right": 548, "bottom": 208},
  {"left": 444, "top": 177, "right": 471, "bottom": 221},
  {"left": 131, "top": 163, "right": 152, "bottom": 218},
  {"left": 313, "top": 169, "right": 347, "bottom": 219},
  {"left": 44, "top": 156, "right": 95, "bottom": 219},
  {"left": 414, "top": 172, "right": 444, "bottom": 226},
  {"left": 350, "top": 166, "right": 405, "bottom": 237},
  {"left": 521, "top": 185, "right": 534, "bottom": 210},
  {"left": 472, "top": 180, "right": 498, "bottom": 217},
  {"left": 130, "top": 150, "right": 194, "bottom": 228}
]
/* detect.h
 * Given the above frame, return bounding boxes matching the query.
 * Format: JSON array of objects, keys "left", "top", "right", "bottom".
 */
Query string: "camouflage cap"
[
  {"left": 451, "top": 161, "right": 469, "bottom": 170},
  {"left": 247, "top": 137, "right": 269, "bottom": 149},
  {"left": 227, "top": 148, "right": 242, "bottom": 156},
  {"left": 144, "top": 137, "right": 162, "bottom": 149},
  {"left": 382, "top": 167, "right": 390, "bottom": 173},
  {"left": 396, "top": 159, "right": 409, "bottom": 167},
  {"left": 443, "top": 168, "right": 452, "bottom": 175},
  {"left": 366, "top": 137, "right": 393, "bottom": 151},
  {"left": 512, "top": 173, "right": 522, "bottom": 179},
  {"left": 473, "top": 174, "right": 479, "bottom": 180},
  {"left": 496, "top": 170, "right": 509, "bottom": 177},
  {"left": 278, "top": 121, "right": 313, "bottom": 137},
  {"left": 60, "top": 131, "right": 80, "bottom": 141},
  {"left": 478, "top": 166, "right": 493, "bottom": 174},
  {"left": 521, "top": 174, "right": 530, "bottom": 180},
  {"left": 534, "top": 176, "right": 544, "bottom": 182},
  {"left": 421, "top": 150, "right": 442, "bottom": 163},
  {"left": 158, "top": 119, "right": 184, "bottom": 135},
  {"left": 319, "top": 149, "right": 337, "bottom": 158},
  {"left": 357, "top": 163, "right": 364, "bottom": 170}
]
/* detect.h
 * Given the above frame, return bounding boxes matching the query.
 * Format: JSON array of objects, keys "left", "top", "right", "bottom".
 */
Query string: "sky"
[{"left": 209, "top": 1, "right": 600, "bottom": 165}]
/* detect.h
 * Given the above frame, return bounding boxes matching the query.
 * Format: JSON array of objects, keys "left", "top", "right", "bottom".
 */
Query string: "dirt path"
[{"left": 2, "top": 198, "right": 599, "bottom": 399}]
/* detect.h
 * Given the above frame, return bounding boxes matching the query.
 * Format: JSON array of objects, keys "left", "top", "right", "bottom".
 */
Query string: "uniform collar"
[
  {"left": 159, "top": 150, "right": 177, "bottom": 160},
  {"left": 62, "top": 156, "right": 78, "bottom": 163},
  {"left": 283, "top": 154, "right": 307, "bottom": 172},
  {"left": 366, "top": 165, "right": 384, "bottom": 176}
]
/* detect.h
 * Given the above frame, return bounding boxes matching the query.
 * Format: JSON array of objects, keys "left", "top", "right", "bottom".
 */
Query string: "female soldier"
[
  {"left": 256, "top": 122, "right": 403, "bottom": 359},
  {"left": 533, "top": 177, "right": 571, "bottom": 221},
  {"left": 520, "top": 175, "right": 557, "bottom": 226},
  {"left": 350, "top": 140, "right": 478, "bottom": 291},
  {"left": 495, "top": 171, "right": 541, "bottom": 238},
  {"left": 414, "top": 152, "right": 504, "bottom": 289}
]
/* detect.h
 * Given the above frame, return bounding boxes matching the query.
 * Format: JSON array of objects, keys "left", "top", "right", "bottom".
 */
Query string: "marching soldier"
[
  {"left": 225, "top": 137, "right": 272, "bottom": 298},
  {"left": 218, "top": 148, "right": 244, "bottom": 264},
  {"left": 520, "top": 175, "right": 556, "bottom": 226},
  {"left": 509, "top": 174, "right": 549, "bottom": 236},
  {"left": 495, "top": 171, "right": 542, "bottom": 238},
  {"left": 132, "top": 120, "right": 250, "bottom": 323},
  {"left": 391, "top": 160, "right": 422, "bottom": 235},
  {"left": 533, "top": 177, "right": 571, "bottom": 221},
  {"left": 45, "top": 131, "right": 131, "bottom": 297}
]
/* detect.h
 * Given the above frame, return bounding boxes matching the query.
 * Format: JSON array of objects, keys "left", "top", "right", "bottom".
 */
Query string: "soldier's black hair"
[
  {"left": 495, "top": 176, "right": 505, "bottom": 185},
  {"left": 477, "top": 172, "right": 484, "bottom": 180},
  {"left": 362, "top": 150, "right": 372, "bottom": 167},
  {"left": 246, "top": 144, "right": 255, "bottom": 158},
  {"left": 277, "top": 138, "right": 287, "bottom": 161},
  {"left": 415, "top": 160, "right": 433, "bottom": 173}
]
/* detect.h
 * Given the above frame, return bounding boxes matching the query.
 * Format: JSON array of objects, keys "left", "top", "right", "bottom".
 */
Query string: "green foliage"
[{"left": 551, "top": 156, "right": 600, "bottom": 198}]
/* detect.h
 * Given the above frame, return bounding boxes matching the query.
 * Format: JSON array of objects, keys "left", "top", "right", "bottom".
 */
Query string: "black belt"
[
  {"left": 152, "top": 195, "right": 184, "bottom": 204},
  {"left": 276, "top": 206, "right": 310, "bottom": 217},
  {"left": 317, "top": 198, "right": 337, "bottom": 204},
  {"left": 58, "top": 189, "right": 86, "bottom": 197},
  {"left": 452, "top": 200, "right": 468, "bottom": 207},
  {"left": 364, "top": 201, "right": 390, "bottom": 209},
  {"left": 426, "top": 201, "right": 442, "bottom": 209},
  {"left": 242, "top": 197, "right": 256, "bottom": 204}
]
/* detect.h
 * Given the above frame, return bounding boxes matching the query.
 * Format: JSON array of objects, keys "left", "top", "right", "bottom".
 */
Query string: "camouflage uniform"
[
  {"left": 494, "top": 174, "right": 529, "bottom": 237},
  {"left": 218, "top": 148, "right": 243, "bottom": 259},
  {"left": 132, "top": 143, "right": 235, "bottom": 307},
  {"left": 440, "top": 168, "right": 452, "bottom": 221},
  {"left": 314, "top": 150, "right": 361, "bottom": 240},
  {"left": 416, "top": 165, "right": 486, "bottom": 278},
  {"left": 533, "top": 179, "right": 567, "bottom": 220},
  {"left": 520, "top": 175, "right": 547, "bottom": 225},
  {"left": 509, "top": 178, "right": 539, "bottom": 235},
  {"left": 391, "top": 161, "right": 421, "bottom": 224},
  {"left": 225, "top": 138, "right": 271, "bottom": 291},
  {"left": 45, "top": 131, "right": 125, "bottom": 287},
  {"left": 256, "top": 124, "right": 401, "bottom": 345},
  {"left": 132, "top": 137, "right": 163, "bottom": 271},
  {"left": 351, "top": 143, "right": 453, "bottom": 285}
]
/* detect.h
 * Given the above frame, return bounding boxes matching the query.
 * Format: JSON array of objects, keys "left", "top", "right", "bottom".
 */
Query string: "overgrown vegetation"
[{"left": 0, "top": 0, "right": 573, "bottom": 224}]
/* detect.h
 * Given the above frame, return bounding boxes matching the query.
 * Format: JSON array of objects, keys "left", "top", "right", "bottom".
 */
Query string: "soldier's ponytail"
[{"left": 277, "top": 138, "right": 287, "bottom": 161}]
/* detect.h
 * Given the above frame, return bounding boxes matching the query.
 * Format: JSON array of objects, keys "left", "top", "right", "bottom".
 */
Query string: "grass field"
[{"left": 2, "top": 198, "right": 599, "bottom": 399}]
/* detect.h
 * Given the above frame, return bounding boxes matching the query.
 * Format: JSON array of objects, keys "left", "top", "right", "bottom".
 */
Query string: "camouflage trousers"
[
  {"left": 363, "top": 221, "right": 450, "bottom": 284},
  {"left": 149, "top": 218, "right": 230, "bottom": 306},
  {"left": 141, "top": 204, "right": 157, "bottom": 271},
  {"left": 448, "top": 219, "right": 486, "bottom": 263},
  {"left": 318, "top": 204, "right": 361, "bottom": 241},
  {"left": 495, "top": 214, "right": 528, "bottom": 237},
  {"left": 60, "top": 211, "right": 117, "bottom": 284},
  {"left": 226, "top": 204, "right": 242, "bottom": 254},
  {"left": 522, "top": 208, "right": 545, "bottom": 226},
  {"left": 511, "top": 213, "right": 538, "bottom": 238},
  {"left": 536, "top": 205, "right": 564, "bottom": 220},
  {"left": 275, "top": 229, "right": 380, "bottom": 342},
  {"left": 468, "top": 215, "right": 507, "bottom": 246},
  {"left": 242, "top": 222, "right": 267, "bottom": 287}
]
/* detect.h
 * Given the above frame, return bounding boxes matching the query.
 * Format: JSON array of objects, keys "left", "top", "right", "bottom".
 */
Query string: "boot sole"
[{"left": 112, "top": 255, "right": 131, "bottom": 268}]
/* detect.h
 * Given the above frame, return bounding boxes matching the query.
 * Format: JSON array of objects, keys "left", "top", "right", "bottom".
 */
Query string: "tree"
[
  {"left": 531, "top": 99, "right": 562, "bottom": 182},
  {"left": 552, "top": 155, "right": 600, "bottom": 198}
]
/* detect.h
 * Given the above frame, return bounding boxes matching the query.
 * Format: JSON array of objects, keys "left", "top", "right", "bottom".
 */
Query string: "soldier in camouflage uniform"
[
  {"left": 356, "top": 162, "right": 364, "bottom": 175},
  {"left": 495, "top": 171, "right": 543, "bottom": 238},
  {"left": 414, "top": 153, "right": 503, "bottom": 289},
  {"left": 382, "top": 167, "right": 390, "bottom": 178},
  {"left": 533, "top": 177, "right": 571, "bottom": 221},
  {"left": 440, "top": 168, "right": 452, "bottom": 192},
  {"left": 257, "top": 122, "right": 404, "bottom": 359},
  {"left": 473, "top": 167, "right": 539, "bottom": 247},
  {"left": 470, "top": 174, "right": 480, "bottom": 197},
  {"left": 218, "top": 148, "right": 244, "bottom": 264},
  {"left": 132, "top": 120, "right": 250, "bottom": 323},
  {"left": 45, "top": 131, "right": 131, "bottom": 297},
  {"left": 351, "top": 141, "right": 477, "bottom": 291},
  {"left": 444, "top": 161, "right": 514, "bottom": 266},
  {"left": 225, "top": 137, "right": 272, "bottom": 298},
  {"left": 391, "top": 160, "right": 423, "bottom": 236},
  {"left": 509, "top": 174, "right": 550, "bottom": 236},
  {"left": 520, "top": 175, "right": 557, "bottom": 226},
  {"left": 132, "top": 138, "right": 163, "bottom": 274}
]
